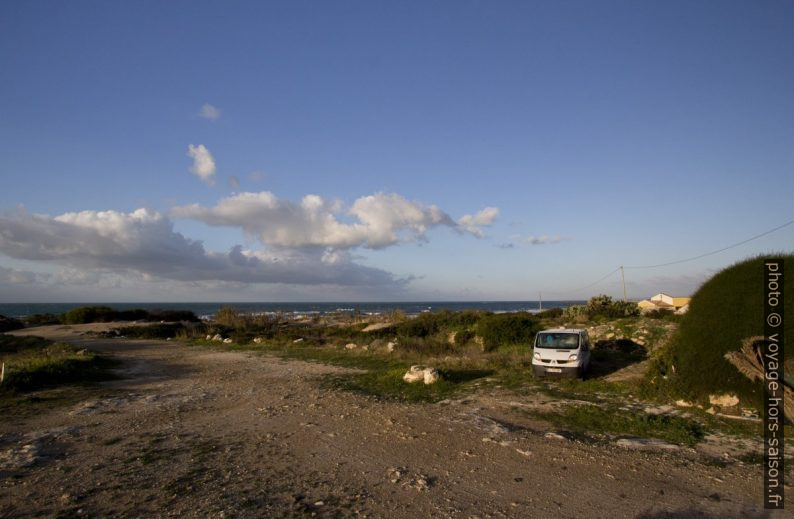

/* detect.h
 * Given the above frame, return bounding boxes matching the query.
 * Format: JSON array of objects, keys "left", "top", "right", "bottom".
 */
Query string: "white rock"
[
  {"left": 212, "top": 334, "right": 223, "bottom": 342},
  {"left": 423, "top": 368, "right": 441, "bottom": 385},
  {"left": 709, "top": 393, "right": 740, "bottom": 407},
  {"left": 675, "top": 400, "right": 693, "bottom": 408},
  {"left": 403, "top": 365, "right": 427, "bottom": 383},
  {"left": 293, "top": 338, "right": 304, "bottom": 343},
  {"left": 544, "top": 432, "right": 567, "bottom": 440},
  {"left": 615, "top": 437, "right": 679, "bottom": 451},
  {"left": 386, "top": 341, "right": 396, "bottom": 353},
  {"left": 206, "top": 335, "right": 212, "bottom": 341},
  {"left": 345, "top": 343, "right": 357, "bottom": 350},
  {"left": 222, "top": 338, "right": 233, "bottom": 344},
  {"left": 253, "top": 337, "right": 263, "bottom": 344}
]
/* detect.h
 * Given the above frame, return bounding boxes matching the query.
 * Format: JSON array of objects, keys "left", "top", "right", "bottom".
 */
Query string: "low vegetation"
[
  {"left": 0, "top": 334, "right": 114, "bottom": 393},
  {"left": 23, "top": 306, "right": 200, "bottom": 326},
  {"left": 644, "top": 254, "right": 794, "bottom": 408},
  {"left": 530, "top": 404, "right": 705, "bottom": 446}
]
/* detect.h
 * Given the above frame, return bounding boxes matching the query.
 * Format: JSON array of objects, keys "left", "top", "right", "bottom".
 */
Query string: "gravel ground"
[{"left": 0, "top": 324, "right": 790, "bottom": 518}]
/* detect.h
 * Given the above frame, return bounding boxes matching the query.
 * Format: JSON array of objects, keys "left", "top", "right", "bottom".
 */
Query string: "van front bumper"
[{"left": 532, "top": 364, "right": 581, "bottom": 378}]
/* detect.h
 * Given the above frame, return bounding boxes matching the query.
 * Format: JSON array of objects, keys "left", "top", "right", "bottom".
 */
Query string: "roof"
[{"left": 539, "top": 328, "right": 587, "bottom": 333}]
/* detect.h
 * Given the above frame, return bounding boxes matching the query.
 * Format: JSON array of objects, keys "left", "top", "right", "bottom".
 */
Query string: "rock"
[
  {"left": 709, "top": 393, "right": 740, "bottom": 407},
  {"left": 253, "top": 337, "right": 263, "bottom": 344},
  {"left": 635, "top": 339, "right": 646, "bottom": 346},
  {"left": 423, "top": 368, "right": 441, "bottom": 385},
  {"left": 615, "top": 437, "right": 679, "bottom": 451},
  {"left": 386, "top": 341, "right": 396, "bottom": 353},
  {"left": 448, "top": 331, "right": 457, "bottom": 345},
  {"left": 706, "top": 407, "right": 717, "bottom": 415},
  {"left": 206, "top": 335, "right": 213, "bottom": 341},
  {"left": 345, "top": 343, "right": 357, "bottom": 350},
  {"left": 544, "top": 432, "right": 567, "bottom": 441},
  {"left": 675, "top": 400, "right": 693, "bottom": 408},
  {"left": 76, "top": 349, "right": 88, "bottom": 355},
  {"left": 401, "top": 366, "right": 442, "bottom": 385},
  {"left": 222, "top": 338, "right": 233, "bottom": 344},
  {"left": 605, "top": 332, "right": 615, "bottom": 339},
  {"left": 293, "top": 338, "right": 304, "bottom": 343},
  {"left": 212, "top": 334, "right": 223, "bottom": 342},
  {"left": 403, "top": 365, "right": 426, "bottom": 383}
]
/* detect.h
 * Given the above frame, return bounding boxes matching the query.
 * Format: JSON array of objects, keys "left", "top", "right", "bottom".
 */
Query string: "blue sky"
[{"left": 0, "top": 0, "right": 792, "bottom": 302}]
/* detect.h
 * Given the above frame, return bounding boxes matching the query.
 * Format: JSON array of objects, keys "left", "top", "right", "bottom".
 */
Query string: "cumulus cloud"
[
  {"left": 0, "top": 208, "right": 403, "bottom": 287},
  {"left": 172, "top": 191, "right": 497, "bottom": 249},
  {"left": 458, "top": 207, "right": 499, "bottom": 237},
  {"left": 187, "top": 144, "right": 216, "bottom": 185},
  {"left": 199, "top": 103, "right": 221, "bottom": 120}
]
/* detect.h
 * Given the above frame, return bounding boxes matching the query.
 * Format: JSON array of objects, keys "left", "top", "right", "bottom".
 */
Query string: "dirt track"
[{"left": 0, "top": 325, "right": 790, "bottom": 518}]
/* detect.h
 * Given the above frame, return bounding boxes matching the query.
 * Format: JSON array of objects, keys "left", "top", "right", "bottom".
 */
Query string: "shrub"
[
  {"left": 586, "top": 295, "right": 640, "bottom": 318},
  {"left": 475, "top": 313, "right": 540, "bottom": 351},
  {"left": 62, "top": 306, "right": 117, "bottom": 324},
  {"left": 645, "top": 254, "right": 794, "bottom": 407},
  {"left": 24, "top": 313, "right": 63, "bottom": 326},
  {"left": 396, "top": 310, "right": 487, "bottom": 338},
  {"left": 536, "top": 307, "right": 563, "bottom": 319},
  {"left": 454, "top": 329, "right": 476, "bottom": 345},
  {"left": 0, "top": 315, "right": 24, "bottom": 333}
]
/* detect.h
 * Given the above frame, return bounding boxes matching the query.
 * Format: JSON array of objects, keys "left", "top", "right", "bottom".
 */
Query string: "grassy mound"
[
  {"left": 0, "top": 334, "right": 114, "bottom": 393},
  {"left": 646, "top": 254, "right": 793, "bottom": 407}
]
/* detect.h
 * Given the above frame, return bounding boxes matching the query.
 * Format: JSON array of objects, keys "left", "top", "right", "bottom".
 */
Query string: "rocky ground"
[{"left": 0, "top": 324, "right": 790, "bottom": 518}]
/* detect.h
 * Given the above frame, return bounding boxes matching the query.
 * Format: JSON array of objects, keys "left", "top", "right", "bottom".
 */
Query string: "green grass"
[
  {"left": 0, "top": 334, "right": 116, "bottom": 393},
  {"left": 530, "top": 404, "right": 706, "bottom": 446},
  {"left": 326, "top": 367, "right": 492, "bottom": 403}
]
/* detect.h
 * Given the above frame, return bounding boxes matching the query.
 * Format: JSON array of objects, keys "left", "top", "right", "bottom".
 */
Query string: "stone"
[
  {"left": 544, "top": 432, "right": 567, "bottom": 441},
  {"left": 423, "top": 368, "right": 441, "bottom": 385},
  {"left": 709, "top": 393, "right": 740, "bottom": 407},
  {"left": 675, "top": 400, "right": 693, "bottom": 408},
  {"left": 386, "top": 342, "right": 396, "bottom": 353},
  {"left": 403, "top": 365, "right": 426, "bottom": 383},
  {"left": 293, "top": 338, "right": 304, "bottom": 343},
  {"left": 345, "top": 343, "right": 357, "bottom": 350},
  {"left": 615, "top": 437, "right": 679, "bottom": 451},
  {"left": 212, "top": 334, "right": 223, "bottom": 342},
  {"left": 222, "top": 338, "right": 233, "bottom": 344},
  {"left": 253, "top": 337, "right": 263, "bottom": 344},
  {"left": 206, "top": 335, "right": 212, "bottom": 341},
  {"left": 402, "top": 365, "right": 442, "bottom": 384}
]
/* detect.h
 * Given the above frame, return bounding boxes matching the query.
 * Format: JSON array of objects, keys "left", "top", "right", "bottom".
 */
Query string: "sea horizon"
[{"left": 0, "top": 300, "right": 585, "bottom": 320}]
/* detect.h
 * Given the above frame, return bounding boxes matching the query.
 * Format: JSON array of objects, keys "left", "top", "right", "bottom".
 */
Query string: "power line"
[
  {"left": 549, "top": 267, "right": 621, "bottom": 296},
  {"left": 624, "top": 218, "right": 794, "bottom": 269},
  {"left": 541, "top": 217, "right": 793, "bottom": 297}
]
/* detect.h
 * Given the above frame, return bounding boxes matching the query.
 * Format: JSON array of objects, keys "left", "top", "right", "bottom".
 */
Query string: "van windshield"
[{"left": 535, "top": 332, "right": 580, "bottom": 349}]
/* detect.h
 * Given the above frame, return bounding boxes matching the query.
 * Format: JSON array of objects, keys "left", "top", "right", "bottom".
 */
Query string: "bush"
[
  {"left": 475, "top": 313, "right": 541, "bottom": 351},
  {"left": 454, "top": 329, "right": 476, "bottom": 345},
  {"left": 645, "top": 254, "right": 794, "bottom": 407},
  {"left": 60, "top": 306, "right": 199, "bottom": 325},
  {"left": 536, "top": 307, "right": 563, "bottom": 319},
  {"left": 396, "top": 310, "right": 487, "bottom": 338},
  {"left": 586, "top": 295, "right": 640, "bottom": 318},
  {"left": 0, "top": 315, "right": 24, "bottom": 333},
  {"left": 25, "top": 313, "right": 63, "bottom": 326},
  {"left": 62, "top": 306, "right": 117, "bottom": 324}
]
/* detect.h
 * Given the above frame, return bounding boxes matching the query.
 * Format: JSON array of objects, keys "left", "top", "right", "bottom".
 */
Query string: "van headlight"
[
  {"left": 568, "top": 354, "right": 578, "bottom": 361},
  {"left": 533, "top": 352, "right": 541, "bottom": 360}
]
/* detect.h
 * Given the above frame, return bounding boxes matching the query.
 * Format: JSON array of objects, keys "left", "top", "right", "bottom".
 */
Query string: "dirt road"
[{"left": 1, "top": 325, "right": 789, "bottom": 518}]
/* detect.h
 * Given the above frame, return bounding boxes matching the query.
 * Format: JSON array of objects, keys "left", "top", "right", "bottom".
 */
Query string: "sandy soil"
[{"left": 0, "top": 324, "right": 790, "bottom": 518}]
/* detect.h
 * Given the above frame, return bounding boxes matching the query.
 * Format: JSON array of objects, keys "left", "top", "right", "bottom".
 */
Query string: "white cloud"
[
  {"left": 199, "top": 103, "right": 221, "bottom": 120},
  {"left": 172, "top": 191, "right": 497, "bottom": 249},
  {"left": 458, "top": 207, "right": 499, "bottom": 237},
  {"left": 0, "top": 208, "right": 403, "bottom": 287},
  {"left": 187, "top": 144, "right": 216, "bottom": 185},
  {"left": 527, "top": 235, "right": 563, "bottom": 245}
]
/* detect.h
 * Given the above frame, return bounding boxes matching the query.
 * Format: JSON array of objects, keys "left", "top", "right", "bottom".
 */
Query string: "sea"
[{"left": 0, "top": 301, "right": 583, "bottom": 320}]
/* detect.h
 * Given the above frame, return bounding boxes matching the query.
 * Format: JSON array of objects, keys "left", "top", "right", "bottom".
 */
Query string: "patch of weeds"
[
  {"left": 529, "top": 404, "right": 706, "bottom": 446},
  {"left": 326, "top": 367, "right": 490, "bottom": 403},
  {"left": 738, "top": 451, "right": 765, "bottom": 465}
]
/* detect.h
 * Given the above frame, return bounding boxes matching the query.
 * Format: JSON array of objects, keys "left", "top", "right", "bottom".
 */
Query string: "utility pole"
[{"left": 620, "top": 266, "right": 627, "bottom": 302}]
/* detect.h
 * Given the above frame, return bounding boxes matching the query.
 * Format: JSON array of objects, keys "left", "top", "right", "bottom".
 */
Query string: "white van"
[{"left": 532, "top": 328, "right": 591, "bottom": 378}]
